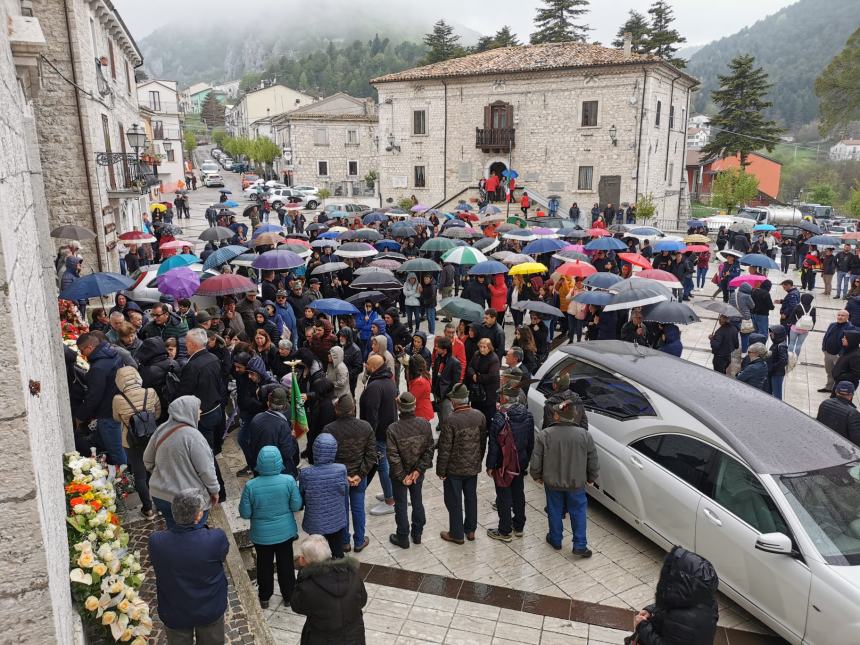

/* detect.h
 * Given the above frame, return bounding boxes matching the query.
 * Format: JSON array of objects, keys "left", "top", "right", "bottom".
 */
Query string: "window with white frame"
[
  {"left": 314, "top": 127, "right": 329, "bottom": 145},
  {"left": 413, "top": 110, "right": 427, "bottom": 135},
  {"left": 581, "top": 101, "right": 598, "bottom": 127},
  {"left": 577, "top": 166, "right": 594, "bottom": 191},
  {"left": 318, "top": 161, "right": 329, "bottom": 176},
  {"left": 414, "top": 165, "right": 426, "bottom": 188},
  {"left": 346, "top": 129, "right": 359, "bottom": 145},
  {"left": 348, "top": 161, "right": 358, "bottom": 176}
]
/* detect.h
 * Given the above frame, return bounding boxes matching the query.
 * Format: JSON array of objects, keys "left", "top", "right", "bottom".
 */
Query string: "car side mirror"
[{"left": 755, "top": 532, "right": 793, "bottom": 555}]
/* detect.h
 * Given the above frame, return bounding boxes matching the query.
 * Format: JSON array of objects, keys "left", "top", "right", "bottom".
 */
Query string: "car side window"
[
  {"left": 708, "top": 454, "right": 790, "bottom": 536},
  {"left": 631, "top": 434, "right": 716, "bottom": 495},
  {"left": 538, "top": 357, "right": 656, "bottom": 420}
]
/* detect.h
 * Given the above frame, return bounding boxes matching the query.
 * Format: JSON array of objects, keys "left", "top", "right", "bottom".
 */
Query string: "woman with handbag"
[
  {"left": 730, "top": 283, "right": 755, "bottom": 353},
  {"left": 466, "top": 338, "right": 500, "bottom": 425},
  {"left": 787, "top": 292, "right": 816, "bottom": 355}
]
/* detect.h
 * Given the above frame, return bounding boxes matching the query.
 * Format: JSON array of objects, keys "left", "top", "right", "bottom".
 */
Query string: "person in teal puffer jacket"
[{"left": 239, "top": 446, "right": 303, "bottom": 608}]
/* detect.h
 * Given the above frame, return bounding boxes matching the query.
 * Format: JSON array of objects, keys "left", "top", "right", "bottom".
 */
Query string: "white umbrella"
[
  {"left": 441, "top": 246, "right": 488, "bottom": 266},
  {"left": 602, "top": 287, "right": 668, "bottom": 312},
  {"left": 335, "top": 242, "right": 378, "bottom": 259}
]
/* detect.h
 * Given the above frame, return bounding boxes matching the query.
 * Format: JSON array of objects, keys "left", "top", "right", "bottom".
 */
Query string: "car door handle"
[
  {"left": 703, "top": 507, "right": 722, "bottom": 527},
  {"left": 629, "top": 455, "right": 644, "bottom": 470}
]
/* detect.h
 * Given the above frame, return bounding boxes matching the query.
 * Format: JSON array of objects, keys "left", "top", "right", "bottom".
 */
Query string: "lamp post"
[
  {"left": 609, "top": 124, "right": 618, "bottom": 146},
  {"left": 126, "top": 124, "right": 146, "bottom": 187}
]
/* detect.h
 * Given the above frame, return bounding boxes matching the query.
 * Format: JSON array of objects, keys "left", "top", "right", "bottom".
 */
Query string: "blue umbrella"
[
  {"left": 739, "top": 253, "right": 780, "bottom": 270},
  {"left": 202, "top": 244, "right": 250, "bottom": 270},
  {"left": 501, "top": 169, "right": 519, "bottom": 179},
  {"left": 222, "top": 200, "right": 239, "bottom": 208},
  {"left": 252, "top": 223, "right": 283, "bottom": 237},
  {"left": 468, "top": 260, "right": 509, "bottom": 275},
  {"left": 59, "top": 272, "right": 133, "bottom": 300},
  {"left": 584, "top": 273, "right": 623, "bottom": 290},
  {"left": 573, "top": 290, "right": 613, "bottom": 305},
  {"left": 806, "top": 235, "right": 841, "bottom": 247},
  {"left": 455, "top": 201, "right": 473, "bottom": 211},
  {"left": 375, "top": 239, "right": 401, "bottom": 251},
  {"left": 480, "top": 205, "right": 502, "bottom": 214},
  {"left": 585, "top": 237, "right": 628, "bottom": 251},
  {"left": 309, "top": 298, "right": 360, "bottom": 316},
  {"left": 363, "top": 212, "right": 388, "bottom": 225},
  {"left": 311, "top": 239, "right": 338, "bottom": 249},
  {"left": 752, "top": 224, "right": 776, "bottom": 232},
  {"left": 522, "top": 238, "right": 566, "bottom": 255},
  {"left": 687, "top": 220, "right": 707, "bottom": 229},
  {"left": 219, "top": 189, "right": 232, "bottom": 194},
  {"left": 319, "top": 231, "right": 340, "bottom": 239},
  {"left": 157, "top": 254, "right": 199, "bottom": 276},
  {"left": 653, "top": 240, "right": 687, "bottom": 253},
  {"left": 441, "top": 218, "right": 466, "bottom": 229}
]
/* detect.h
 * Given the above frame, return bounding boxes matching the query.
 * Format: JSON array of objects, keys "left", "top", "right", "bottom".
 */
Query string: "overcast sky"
[{"left": 116, "top": 0, "right": 797, "bottom": 47}]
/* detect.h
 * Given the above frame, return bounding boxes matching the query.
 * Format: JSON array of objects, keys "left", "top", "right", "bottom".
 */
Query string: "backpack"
[
  {"left": 492, "top": 414, "right": 520, "bottom": 488},
  {"left": 121, "top": 390, "right": 157, "bottom": 449},
  {"left": 796, "top": 301, "right": 814, "bottom": 332},
  {"left": 162, "top": 365, "right": 181, "bottom": 405}
]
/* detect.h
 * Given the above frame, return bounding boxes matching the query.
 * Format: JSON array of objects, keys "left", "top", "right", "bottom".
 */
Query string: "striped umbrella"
[{"left": 441, "top": 246, "right": 487, "bottom": 266}]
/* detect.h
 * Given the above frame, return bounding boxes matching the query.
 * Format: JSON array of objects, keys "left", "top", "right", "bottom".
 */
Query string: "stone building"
[
  {"left": 372, "top": 39, "right": 698, "bottom": 227},
  {"left": 31, "top": 0, "right": 148, "bottom": 272},
  {"left": 829, "top": 139, "right": 860, "bottom": 162},
  {"left": 225, "top": 83, "right": 315, "bottom": 137},
  {"left": 1, "top": 0, "right": 79, "bottom": 641},
  {"left": 137, "top": 78, "right": 186, "bottom": 190},
  {"left": 271, "top": 93, "right": 379, "bottom": 197}
]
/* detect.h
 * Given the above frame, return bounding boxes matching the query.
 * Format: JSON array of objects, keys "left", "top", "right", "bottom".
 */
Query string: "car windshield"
[
  {"left": 779, "top": 461, "right": 860, "bottom": 565},
  {"left": 736, "top": 208, "right": 764, "bottom": 222}
]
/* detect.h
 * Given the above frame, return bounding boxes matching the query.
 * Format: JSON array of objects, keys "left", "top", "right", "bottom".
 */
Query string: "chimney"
[{"left": 623, "top": 32, "right": 632, "bottom": 59}]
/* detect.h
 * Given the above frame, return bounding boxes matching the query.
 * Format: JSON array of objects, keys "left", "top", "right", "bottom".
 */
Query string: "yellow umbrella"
[
  {"left": 684, "top": 234, "right": 710, "bottom": 244},
  {"left": 149, "top": 203, "right": 167, "bottom": 213},
  {"left": 509, "top": 262, "right": 548, "bottom": 275}
]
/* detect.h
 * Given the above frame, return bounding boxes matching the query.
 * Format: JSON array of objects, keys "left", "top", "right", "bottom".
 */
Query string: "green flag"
[{"left": 290, "top": 372, "right": 309, "bottom": 438}]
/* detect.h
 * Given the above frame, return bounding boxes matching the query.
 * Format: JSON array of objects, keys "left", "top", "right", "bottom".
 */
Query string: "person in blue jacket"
[
  {"left": 273, "top": 290, "right": 298, "bottom": 343},
  {"left": 299, "top": 433, "right": 349, "bottom": 559},
  {"left": 239, "top": 446, "right": 303, "bottom": 608},
  {"left": 355, "top": 300, "right": 380, "bottom": 359},
  {"left": 658, "top": 324, "right": 683, "bottom": 357},
  {"left": 370, "top": 317, "right": 394, "bottom": 355},
  {"left": 149, "top": 489, "right": 229, "bottom": 642}
]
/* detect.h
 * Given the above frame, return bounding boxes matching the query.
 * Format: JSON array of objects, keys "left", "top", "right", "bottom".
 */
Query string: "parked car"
[
  {"left": 528, "top": 340, "right": 860, "bottom": 645},
  {"left": 266, "top": 188, "right": 315, "bottom": 209},
  {"left": 221, "top": 158, "right": 234, "bottom": 171},
  {"left": 200, "top": 161, "right": 219, "bottom": 176},
  {"left": 241, "top": 173, "right": 260, "bottom": 189},
  {"left": 203, "top": 173, "right": 224, "bottom": 187},
  {"left": 126, "top": 264, "right": 219, "bottom": 309},
  {"left": 292, "top": 185, "right": 320, "bottom": 196},
  {"left": 323, "top": 203, "right": 371, "bottom": 214},
  {"left": 608, "top": 224, "right": 683, "bottom": 245}
]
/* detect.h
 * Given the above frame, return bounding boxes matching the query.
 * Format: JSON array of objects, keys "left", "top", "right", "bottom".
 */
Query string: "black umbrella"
[
  {"left": 198, "top": 226, "right": 235, "bottom": 242},
  {"left": 697, "top": 301, "right": 741, "bottom": 318},
  {"left": 797, "top": 220, "right": 821, "bottom": 234},
  {"left": 351, "top": 271, "right": 403, "bottom": 290},
  {"left": 377, "top": 252, "right": 407, "bottom": 262},
  {"left": 306, "top": 223, "right": 329, "bottom": 232},
  {"left": 642, "top": 301, "right": 700, "bottom": 325},
  {"left": 346, "top": 291, "right": 386, "bottom": 305},
  {"left": 511, "top": 300, "right": 564, "bottom": 318},
  {"left": 51, "top": 225, "right": 96, "bottom": 240}
]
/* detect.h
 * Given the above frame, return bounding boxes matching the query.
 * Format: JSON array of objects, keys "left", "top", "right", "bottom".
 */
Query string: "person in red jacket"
[
  {"left": 488, "top": 274, "right": 508, "bottom": 320},
  {"left": 520, "top": 191, "right": 530, "bottom": 217},
  {"left": 407, "top": 355, "right": 434, "bottom": 421},
  {"left": 432, "top": 324, "right": 467, "bottom": 382}
]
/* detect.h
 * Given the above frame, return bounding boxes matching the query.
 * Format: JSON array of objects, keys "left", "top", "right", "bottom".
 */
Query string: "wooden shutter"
[
  {"left": 506, "top": 103, "right": 514, "bottom": 129},
  {"left": 484, "top": 104, "right": 491, "bottom": 129}
]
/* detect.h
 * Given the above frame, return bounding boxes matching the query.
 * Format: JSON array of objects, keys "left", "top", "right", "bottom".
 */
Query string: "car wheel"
[{"left": 306, "top": 200, "right": 318, "bottom": 210}]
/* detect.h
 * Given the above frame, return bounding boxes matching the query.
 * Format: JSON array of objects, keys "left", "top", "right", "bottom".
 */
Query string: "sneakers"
[
  {"left": 141, "top": 508, "right": 157, "bottom": 520},
  {"left": 389, "top": 534, "right": 409, "bottom": 549},
  {"left": 513, "top": 529, "right": 524, "bottom": 538},
  {"left": 354, "top": 537, "right": 370, "bottom": 553},
  {"left": 487, "top": 528, "right": 512, "bottom": 543},
  {"left": 545, "top": 535, "right": 562, "bottom": 551},
  {"left": 573, "top": 547, "right": 593, "bottom": 558},
  {"left": 375, "top": 493, "right": 386, "bottom": 502},
  {"left": 369, "top": 503, "right": 395, "bottom": 516}
]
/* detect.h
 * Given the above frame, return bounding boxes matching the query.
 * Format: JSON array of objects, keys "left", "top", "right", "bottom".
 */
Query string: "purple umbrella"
[
  {"left": 157, "top": 267, "right": 200, "bottom": 299},
  {"left": 252, "top": 249, "right": 305, "bottom": 270},
  {"left": 410, "top": 204, "right": 429, "bottom": 212}
]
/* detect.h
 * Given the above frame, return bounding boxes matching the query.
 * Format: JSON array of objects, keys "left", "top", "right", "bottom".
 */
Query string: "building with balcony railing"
[{"left": 138, "top": 79, "right": 186, "bottom": 190}]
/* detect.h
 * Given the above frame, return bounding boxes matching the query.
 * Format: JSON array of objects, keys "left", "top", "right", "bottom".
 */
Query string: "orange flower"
[
  {"left": 65, "top": 483, "right": 92, "bottom": 495},
  {"left": 108, "top": 513, "right": 119, "bottom": 526},
  {"left": 90, "top": 500, "right": 102, "bottom": 511},
  {"left": 69, "top": 497, "right": 86, "bottom": 507}
]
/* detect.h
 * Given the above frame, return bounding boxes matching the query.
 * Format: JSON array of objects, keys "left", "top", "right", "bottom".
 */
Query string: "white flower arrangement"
[{"left": 64, "top": 452, "right": 152, "bottom": 642}]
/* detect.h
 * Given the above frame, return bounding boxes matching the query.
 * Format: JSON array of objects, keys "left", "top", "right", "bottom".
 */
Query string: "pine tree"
[
  {"left": 530, "top": 0, "right": 591, "bottom": 45},
  {"left": 200, "top": 93, "right": 225, "bottom": 128},
  {"left": 611, "top": 10, "right": 649, "bottom": 54},
  {"left": 701, "top": 55, "right": 783, "bottom": 168},
  {"left": 815, "top": 26, "right": 860, "bottom": 136},
  {"left": 422, "top": 20, "right": 464, "bottom": 64},
  {"left": 643, "top": 1, "right": 687, "bottom": 68},
  {"left": 474, "top": 26, "right": 521, "bottom": 53}
]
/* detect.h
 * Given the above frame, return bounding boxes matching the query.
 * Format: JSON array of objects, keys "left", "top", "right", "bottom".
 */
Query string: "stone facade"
[
  {"left": 272, "top": 93, "right": 378, "bottom": 197},
  {"left": 1, "top": 1, "right": 78, "bottom": 641},
  {"left": 31, "top": 0, "right": 147, "bottom": 273},
  {"left": 226, "top": 84, "right": 315, "bottom": 137},
  {"left": 137, "top": 79, "right": 186, "bottom": 190},
  {"left": 373, "top": 48, "right": 696, "bottom": 228}
]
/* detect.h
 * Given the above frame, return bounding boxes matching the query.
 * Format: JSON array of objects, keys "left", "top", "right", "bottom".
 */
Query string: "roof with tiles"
[{"left": 372, "top": 41, "right": 697, "bottom": 85}]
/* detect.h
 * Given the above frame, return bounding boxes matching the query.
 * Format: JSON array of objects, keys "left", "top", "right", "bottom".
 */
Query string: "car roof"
[{"left": 559, "top": 340, "right": 860, "bottom": 475}]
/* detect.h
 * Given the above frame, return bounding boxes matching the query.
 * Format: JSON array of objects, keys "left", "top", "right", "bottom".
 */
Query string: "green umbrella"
[
  {"left": 399, "top": 258, "right": 441, "bottom": 273},
  {"left": 441, "top": 246, "right": 487, "bottom": 266},
  {"left": 420, "top": 237, "right": 462, "bottom": 253},
  {"left": 439, "top": 297, "right": 484, "bottom": 323}
]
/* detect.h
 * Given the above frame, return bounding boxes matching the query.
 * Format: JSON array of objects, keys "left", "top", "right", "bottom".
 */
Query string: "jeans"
[
  {"left": 696, "top": 267, "right": 708, "bottom": 288},
  {"left": 442, "top": 475, "right": 478, "bottom": 540},
  {"left": 495, "top": 473, "right": 526, "bottom": 535},
  {"left": 366, "top": 440, "right": 393, "bottom": 500},
  {"left": 125, "top": 444, "right": 152, "bottom": 512},
  {"left": 392, "top": 474, "right": 426, "bottom": 539},
  {"left": 254, "top": 538, "right": 295, "bottom": 601},
  {"left": 781, "top": 254, "right": 792, "bottom": 273},
  {"left": 97, "top": 418, "right": 126, "bottom": 466},
  {"left": 405, "top": 305, "right": 421, "bottom": 330},
  {"left": 164, "top": 614, "right": 224, "bottom": 645},
  {"left": 770, "top": 373, "right": 785, "bottom": 400},
  {"left": 511, "top": 309, "right": 524, "bottom": 328},
  {"left": 683, "top": 276, "right": 694, "bottom": 300},
  {"left": 566, "top": 314, "right": 583, "bottom": 342},
  {"left": 837, "top": 271, "right": 851, "bottom": 298},
  {"left": 545, "top": 487, "right": 588, "bottom": 550},
  {"left": 788, "top": 330, "right": 809, "bottom": 354},
  {"left": 341, "top": 477, "right": 367, "bottom": 547},
  {"left": 424, "top": 306, "right": 436, "bottom": 335},
  {"left": 752, "top": 313, "right": 769, "bottom": 337},
  {"left": 153, "top": 498, "right": 209, "bottom": 531}
]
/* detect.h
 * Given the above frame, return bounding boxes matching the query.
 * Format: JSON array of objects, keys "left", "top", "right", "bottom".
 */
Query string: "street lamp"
[{"left": 609, "top": 124, "right": 618, "bottom": 146}]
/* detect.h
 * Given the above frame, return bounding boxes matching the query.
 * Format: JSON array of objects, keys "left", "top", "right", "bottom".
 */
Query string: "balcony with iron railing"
[{"left": 476, "top": 127, "right": 515, "bottom": 151}]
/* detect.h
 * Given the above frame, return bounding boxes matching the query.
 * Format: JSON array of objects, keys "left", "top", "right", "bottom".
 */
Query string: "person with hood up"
[
  {"left": 248, "top": 387, "right": 299, "bottom": 477},
  {"left": 625, "top": 546, "right": 718, "bottom": 645},
  {"left": 767, "top": 324, "right": 790, "bottom": 399},
  {"left": 234, "top": 353, "right": 269, "bottom": 476},
  {"left": 362, "top": 333, "right": 396, "bottom": 387},
  {"left": 657, "top": 323, "right": 683, "bottom": 357},
  {"left": 709, "top": 315, "right": 738, "bottom": 375},
  {"left": 262, "top": 300, "right": 287, "bottom": 339},
  {"left": 112, "top": 365, "right": 161, "bottom": 519},
  {"left": 136, "top": 337, "right": 180, "bottom": 421},
  {"left": 360, "top": 354, "right": 398, "bottom": 516},
  {"left": 370, "top": 317, "right": 394, "bottom": 355},
  {"left": 832, "top": 330, "right": 860, "bottom": 390},
  {"left": 310, "top": 318, "right": 337, "bottom": 364},
  {"left": 337, "top": 327, "right": 363, "bottom": 394},
  {"left": 486, "top": 382, "right": 535, "bottom": 543},
  {"left": 405, "top": 330, "right": 431, "bottom": 364},
  {"left": 60, "top": 255, "right": 86, "bottom": 312},
  {"left": 296, "top": 349, "right": 335, "bottom": 463},
  {"left": 355, "top": 301, "right": 380, "bottom": 359},
  {"left": 462, "top": 274, "right": 490, "bottom": 309},
  {"left": 488, "top": 274, "right": 508, "bottom": 319},
  {"left": 327, "top": 346, "right": 350, "bottom": 401},
  {"left": 143, "top": 395, "right": 220, "bottom": 529},
  {"left": 254, "top": 309, "right": 281, "bottom": 346},
  {"left": 322, "top": 394, "right": 376, "bottom": 553},
  {"left": 299, "top": 433, "right": 349, "bottom": 558},
  {"left": 735, "top": 343, "right": 769, "bottom": 391},
  {"left": 820, "top": 310, "right": 855, "bottom": 392},
  {"left": 787, "top": 291, "right": 816, "bottom": 355},
  {"left": 817, "top": 381, "right": 860, "bottom": 444},
  {"left": 750, "top": 279, "right": 774, "bottom": 337},
  {"left": 290, "top": 534, "right": 368, "bottom": 644},
  {"left": 239, "top": 445, "right": 303, "bottom": 608},
  {"left": 432, "top": 337, "right": 461, "bottom": 423},
  {"left": 386, "top": 392, "right": 435, "bottom": 548},
  {"left": 76, "top": 333, "right": 126, "bottom": 465},
  {"left": 730, "top": 282, "right": 755, "bottom": 353},
  {"left": 402, "top": 273, "right": 421, "bottom": 331},
  {"left": 406, "top": 354, "right": 434, "bottom": 421}
]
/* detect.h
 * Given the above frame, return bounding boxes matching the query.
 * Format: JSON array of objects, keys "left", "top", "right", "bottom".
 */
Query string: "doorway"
[
  {"left": 598, "top": 175, "right": 621, "bottom": 210},
  {"left": 488, "top": 161, "right": 507, "bottom": 202}
]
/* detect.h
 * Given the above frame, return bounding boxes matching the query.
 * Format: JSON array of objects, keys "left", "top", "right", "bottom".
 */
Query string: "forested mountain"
[{"left": 686, "top": 0, "right": 860, "bottom": 129}]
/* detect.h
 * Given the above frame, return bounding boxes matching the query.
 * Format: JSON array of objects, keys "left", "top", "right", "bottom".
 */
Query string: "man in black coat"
[
  {"left": 833, "top": 330, "right": 860, "bottom": 390},
  {"left": 709, "top": 315, "right": 738, "bottom": 375},
  {"left": 359, "top": 355, "right": 398, "bottom": 515},
  {"left": 819, "top": 310, "right": 855, "bottom": 392},
  {"left": 473, "top": 308, "right": 505, "bottom": 360},
  {"left": 817, "top": 382, "right": 860, "bottom": 445},
  {"left": 248, "top": 387, "right": 299, "bottom": 477},
  {"left": 432, "top": 338, "right": 461, "bottom": 422},
  {"left": 76, "top": 333, "right": 125, "bottom": 465},
  {"left": 287, "top": 281, "right": 314, "bottom": 320}
]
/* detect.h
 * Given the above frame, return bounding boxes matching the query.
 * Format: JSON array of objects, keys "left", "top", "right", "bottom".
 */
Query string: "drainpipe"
[
  {"left": 64, "top": 0, "right": 104, "bottom": 271},
  {"left": 634, "top": 70, "right": 647, "bottom": 202},
  {"left": 442, "top": 80, "right": 448, "bottom": 205}
]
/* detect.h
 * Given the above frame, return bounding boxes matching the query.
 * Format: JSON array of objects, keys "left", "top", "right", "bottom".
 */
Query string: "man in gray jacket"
[{"left": 530, "top": 398, "right": 598, "bottom": 557}]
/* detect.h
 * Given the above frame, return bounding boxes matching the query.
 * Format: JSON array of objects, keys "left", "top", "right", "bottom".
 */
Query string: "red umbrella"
[
  {"left": 685, "top": 244, "right": 710, "bottom": 253},
  {"left": 637, "top": 269, "right": 679, "bottom": 284},
  {"left": 196, "top": 274, "right": 256, "bottom": 296},
  {"left": 554, "top": 260, "right": 596, "bottom": 278},
  {"left": 587, "top": 228, "right": 610, "bottom": 237},
  {"left": 119, "top": 230, "right": 156, "bottom": 243},
  {"left": 618, "top": 252, "right": 652, "bottom": 270}
]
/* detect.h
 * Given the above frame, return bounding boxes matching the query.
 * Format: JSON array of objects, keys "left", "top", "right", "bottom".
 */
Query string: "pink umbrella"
[
  {"left": 531, "top": 227, "right": 560, "bottom": 239},
  {"left": 729, "top": 274, "right": 768, "bottom": 288},
  {"left": 637, "top": 269, "right": 681, "bottom": 284},
  {"left": 410, "top": 204, "right": 429, "bottom": 212},
  {"left": 370, "top": 259, "right": 402, "bottom": 270},
  {"left": 159, "top": 239, "right": 194, "bottom": 250},
  {"left": 562, "top": 244, "right": 586, "bottom": 253}
]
